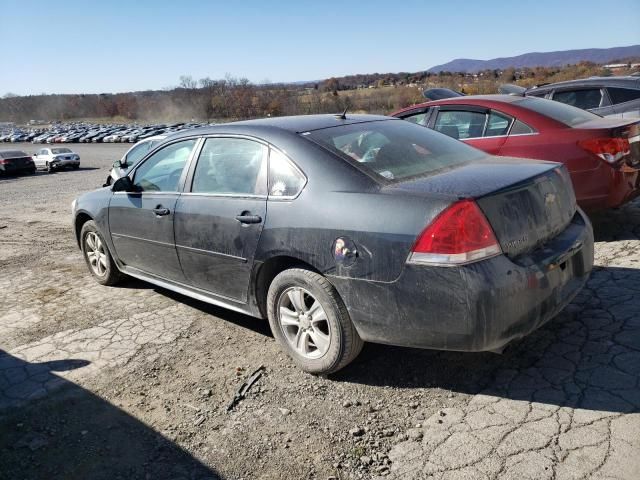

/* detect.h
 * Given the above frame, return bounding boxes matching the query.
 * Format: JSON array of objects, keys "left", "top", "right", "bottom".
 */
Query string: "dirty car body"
[{"left": 72, "top": 115, "right": 594, "bottom": 372}]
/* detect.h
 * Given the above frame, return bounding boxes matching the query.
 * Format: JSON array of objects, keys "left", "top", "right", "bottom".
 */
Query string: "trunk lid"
[{"left": 385, "top": 157, "right": 577, "bottom": 258}]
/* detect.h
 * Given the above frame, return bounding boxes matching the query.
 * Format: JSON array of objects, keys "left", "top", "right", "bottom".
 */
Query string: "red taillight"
[
  {"left": 409, "top": 200, "right": 501, "bottom": 266},
  {"left": 578, "top": 137, "right": 630, "bottom": 165}
]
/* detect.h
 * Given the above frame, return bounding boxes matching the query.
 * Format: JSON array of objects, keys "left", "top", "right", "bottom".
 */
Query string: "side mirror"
[{"left": 111, "top": 176, "right": 137, "bottom": 193}]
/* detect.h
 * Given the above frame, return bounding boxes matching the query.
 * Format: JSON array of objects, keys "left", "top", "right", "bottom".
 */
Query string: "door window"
[
  {"left": 552, "top": 89, "right": 602, "bottom": 109},
  {"left": 403, "top": 112, "right": 430, "bottom": 126},
  {"left": 132, "top": 139, "right": 196, "bottom": 192},
  {"left": 191, "top": 138, "right": 267, "bottom": 195},
  {"left": 434, "top": 110, "right": 486, "bottom": 139},
  {"left": 268, "top": 149, "right": 306, "bottom": 198},
  {"left": 485, "top": 111, "right": 512, "bottom": 137},
  {"left": 126, "top": 141, "right": 152, "bottom": 166},
  {"left": 607, "top": 87, "right": 640, "bottom": 105}
]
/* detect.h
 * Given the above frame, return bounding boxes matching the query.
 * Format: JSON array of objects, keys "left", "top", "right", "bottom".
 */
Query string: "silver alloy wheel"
[
  {"left": 277, "top": 287, "right": 331, "bottom": 359},
  {"left": 85, "top": 232, "right": 108, "bottom": 277}
]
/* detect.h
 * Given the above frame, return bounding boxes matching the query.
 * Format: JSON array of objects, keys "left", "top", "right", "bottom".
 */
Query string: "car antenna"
[{"left": 335, "top": 107, "right": 348, "bottom": 120}]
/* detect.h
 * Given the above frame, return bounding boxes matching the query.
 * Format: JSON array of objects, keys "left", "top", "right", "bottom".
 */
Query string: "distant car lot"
[
  {"left": 0, "top": 141, "right": 638, "bottom": 479},
  {"left": 0, "top": 121, "right": 209, "bottom": 145}
]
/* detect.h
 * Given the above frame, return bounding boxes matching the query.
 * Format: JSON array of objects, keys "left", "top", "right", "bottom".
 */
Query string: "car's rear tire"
[
  {"left": 80, "top": 220, "right": 123, "bottom": 286},
  {"left": 267, "top": 268, "right": 363, "bottom": 375}
]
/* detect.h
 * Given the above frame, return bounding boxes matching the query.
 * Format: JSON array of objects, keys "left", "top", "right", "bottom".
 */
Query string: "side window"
[
  {"left": 133, "top": 139, "right": 196, "bottom": 192},
  {"left": 552, "top": 89, "right": 602, "bottom": 110},
  {"left": 485, "top": 111, "right": 512, "bottom": 137},
  {"left": 607, "top": 87, "right": 640, "bottom": 105},
  {"left": 191, "top": 138, "right": 267, "bottom": 195},
  {"left": 434, "top": 110, "right": 486, "bottom": 139},
  {"left": 402, "top": 112, "right": 429, "bottom": 126},
  {"left": 510, "top": 119, "right": 536, "bottom": 135},
  {"left": 126, "top": 142, "right": 152, "bottom": 166},
  {"left": 269, "top": 149, "right": 305, "bottom": 198}
]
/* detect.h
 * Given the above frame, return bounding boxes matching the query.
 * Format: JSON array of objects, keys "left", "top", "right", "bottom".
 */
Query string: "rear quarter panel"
[
  {"left": 499, "top": 127, "right": 608, "bottom": 205},
  {"left": 253, "top": 136, "right": 451, "bottom": 283}
]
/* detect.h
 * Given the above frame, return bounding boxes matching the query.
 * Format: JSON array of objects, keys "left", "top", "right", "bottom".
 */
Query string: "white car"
[{"left": 33, "top": 147, "right": 80, "bottom": 172}]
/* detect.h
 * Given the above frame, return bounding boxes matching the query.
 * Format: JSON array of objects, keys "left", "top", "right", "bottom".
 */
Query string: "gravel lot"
[{"left": 0, "top": 142, "right": 639, "bottom": 480}]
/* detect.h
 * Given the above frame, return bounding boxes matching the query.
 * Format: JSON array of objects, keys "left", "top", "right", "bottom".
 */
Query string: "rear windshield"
[
  {"left": 0, "top": 150, "right": 27, "bottom": 159},
  {"left": 515, "top": 97, "right": 600, "bottom": 127},
  {"left": 51, "top": 148, "right": 72, "bottom": 154},
  {"left": 305, "top": 119, "right": 485, "bottom": 182}
]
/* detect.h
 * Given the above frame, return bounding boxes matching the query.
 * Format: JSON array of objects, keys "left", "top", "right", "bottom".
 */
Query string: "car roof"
[
  {"left": 394, "top": 94, "right": 525, "bottom": 113},
  {"left": 169, "top": 114, "right": 395, "bottom": 137},
  {"left": 528, "top": 76, "right": 640, "bottom": 92}
]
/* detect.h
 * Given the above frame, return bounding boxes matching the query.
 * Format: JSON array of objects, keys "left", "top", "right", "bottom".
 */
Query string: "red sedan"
[{"left": 391, "top": 95, "right": 640, "bottom": 210}]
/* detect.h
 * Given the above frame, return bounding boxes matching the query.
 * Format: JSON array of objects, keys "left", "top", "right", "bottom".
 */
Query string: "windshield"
[
  {"left": 51, "top": 148, "right": 72, "bottom": 154},
  {"left": 515, "top": 97, "right": 600, "bottom": 127},
  {"left": 305, "top": 119, "right": 486, "bottom": 182}
]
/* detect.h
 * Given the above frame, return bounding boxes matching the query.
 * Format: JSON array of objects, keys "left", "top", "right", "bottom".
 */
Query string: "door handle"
[
  {"left": 235, "top": 213, "right": 262, "bottom": 224},
  {"left": 152, "top": 207, "right": 170, "bottom": 216}
]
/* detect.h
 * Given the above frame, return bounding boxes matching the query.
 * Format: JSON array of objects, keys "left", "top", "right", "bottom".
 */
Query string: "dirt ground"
[{"left": 0, "top": 142, "right": 639, "bottom": 480}]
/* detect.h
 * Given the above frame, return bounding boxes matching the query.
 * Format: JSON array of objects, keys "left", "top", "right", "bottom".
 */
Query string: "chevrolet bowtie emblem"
[{"left": 545, "top": 193, "right": 556, "bottom": 205}]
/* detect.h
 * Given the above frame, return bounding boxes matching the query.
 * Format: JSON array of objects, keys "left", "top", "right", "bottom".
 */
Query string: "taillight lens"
[
  {"left": 408, "top": 200, "right": 501, "bottom": 266},
  {"left": 578, "top": 137, "right": 630, "bottom": 165}
]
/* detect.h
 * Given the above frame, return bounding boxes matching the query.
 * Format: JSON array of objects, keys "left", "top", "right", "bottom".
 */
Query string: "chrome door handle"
[
  {"left": 152, "top": 207, "right": 170, "bottom": 216},
  {"left": 235, "top": 214, "right": 262, "bottom": 224}
]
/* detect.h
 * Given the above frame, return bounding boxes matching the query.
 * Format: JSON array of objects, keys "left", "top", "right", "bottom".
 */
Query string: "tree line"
[{"left": 1, "top": 60, "right": 638, "bottom": 125}]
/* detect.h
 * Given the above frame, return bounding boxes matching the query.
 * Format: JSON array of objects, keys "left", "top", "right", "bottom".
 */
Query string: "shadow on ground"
[
  {"left": 0, "top": 351, "right": 220, "bottom": 480},
  {"left": 589, "top": 199, "right": 640, "bottom": 241},
  {"left": 335, "top": 265, "right": 640, "bottom": 414}
]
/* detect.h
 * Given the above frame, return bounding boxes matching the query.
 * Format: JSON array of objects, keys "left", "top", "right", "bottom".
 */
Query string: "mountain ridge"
[{"left": 428, "top": 45, "right": 640, "bottom": 73}]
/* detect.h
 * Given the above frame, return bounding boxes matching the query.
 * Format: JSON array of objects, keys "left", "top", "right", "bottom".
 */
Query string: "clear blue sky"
[{"left": 2, "top": 0, "right": 639, "bottom": 95}]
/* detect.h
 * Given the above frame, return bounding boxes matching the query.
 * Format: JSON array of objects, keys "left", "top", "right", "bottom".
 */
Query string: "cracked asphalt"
[{"left": 0, "top": 143, "right": 639, "bottom": 480}]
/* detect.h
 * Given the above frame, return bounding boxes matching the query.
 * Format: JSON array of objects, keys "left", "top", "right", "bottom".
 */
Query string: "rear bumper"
[
  {"left": 0, "top": 161, "right": 35, "bottom": 173},
  {"left": 609, "top": 166, "right": 640, "bottom": 207},
  {"left": 50, "top": 159, "right": 80, "bottom": 168},
  {"left": 329, "top": 209, "right": 594, "bottom": 352}
]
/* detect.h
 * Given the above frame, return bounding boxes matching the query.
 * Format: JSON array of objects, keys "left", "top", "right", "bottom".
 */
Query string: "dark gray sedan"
[{"left": 72, "top": 115, "right": 594, "bottom": 374}]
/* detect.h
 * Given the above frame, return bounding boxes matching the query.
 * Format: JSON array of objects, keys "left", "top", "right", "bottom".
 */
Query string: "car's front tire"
[
  {"left": 267, "top": 268, "right": 363, "bottom": 375},
  {"left": 80, "top": 220, "right": 123, "bottom": 286}
]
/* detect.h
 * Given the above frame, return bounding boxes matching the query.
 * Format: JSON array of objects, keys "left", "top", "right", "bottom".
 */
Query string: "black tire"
[
  {"left": 267, "top": 268, "right": 363, "bottom": 375},
  {"left": 80, "top": 220, "right": 123, "bottom": 286},
  {"left": 46, "top": 162, "right": 53, "bottom": 173},
  {"left": 72, "top": 164, "right": 80, "bottom": 170}
]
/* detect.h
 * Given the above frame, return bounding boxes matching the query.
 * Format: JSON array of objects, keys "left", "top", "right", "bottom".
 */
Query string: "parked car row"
[
  {"left": 0, "top": 122, "right": 209, "bottom": 145},
  {"left": 0, "top": 147, "right": 81, "bottom": 175}
]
